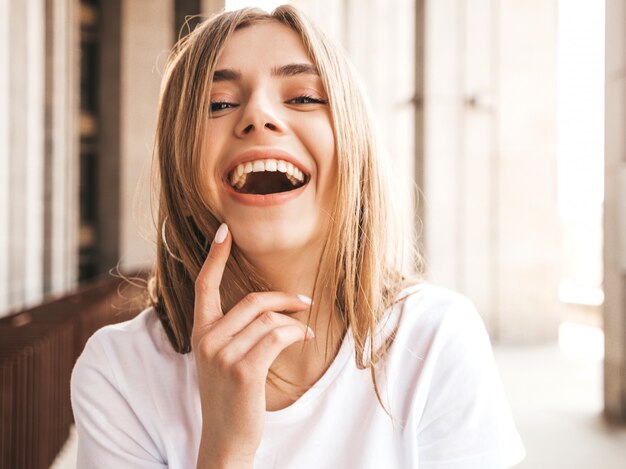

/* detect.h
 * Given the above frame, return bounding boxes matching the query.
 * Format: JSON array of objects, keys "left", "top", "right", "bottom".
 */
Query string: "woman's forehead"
[{"left": 215, "top": 21, "right": 312, "bottom": 71}]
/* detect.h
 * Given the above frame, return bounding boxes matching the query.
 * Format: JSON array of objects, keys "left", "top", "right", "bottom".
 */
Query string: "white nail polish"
[
  {"left": 297, "top": 294, "right": 313, "bottom": 305},
  {"left": 214, "top": 223, "right": 228, "bottom": 244}
]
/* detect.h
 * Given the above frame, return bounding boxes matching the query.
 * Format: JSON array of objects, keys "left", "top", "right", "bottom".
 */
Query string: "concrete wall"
[{"left": 423, "top": 0, "right": 560, "bottom": 342}]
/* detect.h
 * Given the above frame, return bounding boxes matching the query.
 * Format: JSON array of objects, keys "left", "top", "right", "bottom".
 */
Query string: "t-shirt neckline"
[{"left": 263, "top": 325, "right": 355, "bottom": 424}]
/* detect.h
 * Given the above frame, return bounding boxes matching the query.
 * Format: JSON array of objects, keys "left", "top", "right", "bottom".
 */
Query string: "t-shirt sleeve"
[
  {"left": 415, "top": 297, "right": 526, "bottom": 468},
  {"left": 71, "top": 332, "right": 168, "bottom": 469}
]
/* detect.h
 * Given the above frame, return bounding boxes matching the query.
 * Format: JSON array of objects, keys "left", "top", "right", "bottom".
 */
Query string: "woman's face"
[{"left": 201, "top": 21, "right": 336, "bottom": 259}]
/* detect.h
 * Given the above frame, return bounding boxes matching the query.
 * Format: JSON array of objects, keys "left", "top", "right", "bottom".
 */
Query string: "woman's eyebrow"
[
  {"left": 212, "top": 63, "right": 319, "bottom": 82},
  {"left": 271, "top": 63, "right": 320, "bottom": 77},
  {"left": 213, "top": 69, "right": 241, "bottom": 82}
]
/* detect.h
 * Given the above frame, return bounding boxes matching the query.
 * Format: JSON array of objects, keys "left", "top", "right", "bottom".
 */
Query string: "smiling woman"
[{"left": 70, "top": 5, "right": 526, "bottom": 469}]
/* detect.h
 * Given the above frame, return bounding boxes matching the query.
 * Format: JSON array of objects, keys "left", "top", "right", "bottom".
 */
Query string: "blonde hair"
[{"left": 148, "top": 5, "right": 423, "bottom": 408}]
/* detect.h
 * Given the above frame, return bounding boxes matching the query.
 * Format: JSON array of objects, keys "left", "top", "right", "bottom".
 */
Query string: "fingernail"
[
  {"left": 214, "top": 223, "right": 228, "bottom": 244},
  {"left": 306, "top": 326, "right": 315, "bottom": 338},
  {"left": 297, "top": 294, "right": 313, "bottom": 305}
]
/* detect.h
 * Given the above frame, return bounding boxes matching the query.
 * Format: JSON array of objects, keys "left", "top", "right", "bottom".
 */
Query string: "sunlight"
[
  {"left": 558, "top": 321, "right": 604, "bottom": 361},
  {"left": 557, "top": 0, "right": 605, "bottom": 307}
]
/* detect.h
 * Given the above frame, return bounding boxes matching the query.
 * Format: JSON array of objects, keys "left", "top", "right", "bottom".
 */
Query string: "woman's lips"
[{"left": 221, "top": 178, "right": 308, "bottom": 206}]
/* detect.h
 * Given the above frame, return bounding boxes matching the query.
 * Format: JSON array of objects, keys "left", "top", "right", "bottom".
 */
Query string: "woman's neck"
[
  {"left": 244, "top": 244, "right": 321, "bottom": 295},
  {"left": 240, "top": 243, "right": 347, "bottom": 410}
]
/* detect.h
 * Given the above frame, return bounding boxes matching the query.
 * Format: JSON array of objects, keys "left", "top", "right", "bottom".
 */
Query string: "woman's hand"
[{"left": 192, "top": 223, "right": 314, "bottom": 469}]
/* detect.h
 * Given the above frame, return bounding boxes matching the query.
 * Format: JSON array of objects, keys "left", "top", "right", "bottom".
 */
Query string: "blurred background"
[{"left": 1, "top": 0, "right": 625, "bottom": 467}]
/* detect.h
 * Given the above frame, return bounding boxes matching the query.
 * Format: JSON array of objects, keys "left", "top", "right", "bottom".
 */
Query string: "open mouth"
[{"left": 226, "top": 158, "right": 310, "bottom": 195}]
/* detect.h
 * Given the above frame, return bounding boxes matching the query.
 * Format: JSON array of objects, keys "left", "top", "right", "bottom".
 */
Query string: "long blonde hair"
[{"left": 148, "top": 5, "right": 423, "bottom": 406}]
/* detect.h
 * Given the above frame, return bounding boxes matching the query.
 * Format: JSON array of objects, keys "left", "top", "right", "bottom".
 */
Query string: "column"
[{"left": 604, "top": 0, "right": 626, "bottom": 423}]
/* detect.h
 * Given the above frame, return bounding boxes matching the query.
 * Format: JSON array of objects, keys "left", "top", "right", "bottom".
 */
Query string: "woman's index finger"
[{"left": 193, "top": 223, "right": 231, "bottom": 330}]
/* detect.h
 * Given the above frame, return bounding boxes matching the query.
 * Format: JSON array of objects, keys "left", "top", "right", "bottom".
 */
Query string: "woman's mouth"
[{"left": 226, "top": 158, "right": 310, "bottom": 195}]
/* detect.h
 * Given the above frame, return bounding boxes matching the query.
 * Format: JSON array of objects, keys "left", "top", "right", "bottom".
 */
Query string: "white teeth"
[
  {"left": 230, "top": 170, "right": 244, "bottom": 188},
  {"left": 228, "top": 158, "right": 307, "bottom": 189}
]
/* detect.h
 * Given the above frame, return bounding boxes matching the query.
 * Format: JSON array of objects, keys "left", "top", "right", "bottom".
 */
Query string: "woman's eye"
[
  {"left": 210, "top": 101, "right": 237, "bottom": 112},
  {"left": 289, "top": 95, "right": 328, "bottom": 105}
]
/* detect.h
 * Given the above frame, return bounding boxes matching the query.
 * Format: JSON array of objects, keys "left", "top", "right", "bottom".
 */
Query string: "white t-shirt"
[{"left": 71, "top": 284, "right": 526, "bottom": 468}]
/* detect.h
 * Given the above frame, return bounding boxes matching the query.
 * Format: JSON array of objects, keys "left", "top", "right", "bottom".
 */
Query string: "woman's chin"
[
  {"left": 226, "top": 215, "right": 329, "bottom": 262},
  {"left": 236, "top": 238, "right": 313, "bottom": 259},
  {"left": 231, "top": 229, "right": 320, "bottom": 260}
]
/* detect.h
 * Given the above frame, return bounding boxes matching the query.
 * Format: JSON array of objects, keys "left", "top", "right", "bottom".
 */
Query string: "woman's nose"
[
  {"left": 235, "top": 94, "right": 284, "bottom": 137},
  {"left": 239, "top": 121, "right": 278, "bottom": 135}
]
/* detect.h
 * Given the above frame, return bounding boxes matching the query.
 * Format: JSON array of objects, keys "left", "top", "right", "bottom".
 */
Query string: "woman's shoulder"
[
  {"left": 71, "top": 307, "right": 191, "bottom": 425},
  {"left": 392, "top": 282, "right": 483, "bottom": 331},
  {"left": 92, "top": 307, "right": 175, "bottom": 356},
  {"left": 384, "top": 283, "right": 491, "bottom": 361},
  {"left": 71, "top": 307, "right": 194, "bottom": 466},
  {"left": 387, "top": 284, "right": 526, "bottom": 467},
  {"left": 74, "top": 306, "right": 183, "bottom": 383}
]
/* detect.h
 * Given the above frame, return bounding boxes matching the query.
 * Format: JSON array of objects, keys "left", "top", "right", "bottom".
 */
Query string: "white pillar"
[
  {"left": 423, "top": 0, "right": 466, "bottom": 296},
  {"left": 118, "top": 0, "right": 174, "bottom": 272},
  {"left": 496, "top": 0, "right": 560, "bottom": 341},
  {"left": 48, "top": 0, "right": 80, "bottom": 294},
  {"left": 24, "top": 0, "right": 45, "bottom": 303},
  {"left": 201, "top": 0, "right": 225, "bottom": 16},
  {"left": 0, "top": 0, "right": 9, "bottom": 311},
  {"left": 4, "top": 0, "right": 47, "bottom": 311},
  {"left": 604, "top": 0, "right": 626, "bottom": 422}
]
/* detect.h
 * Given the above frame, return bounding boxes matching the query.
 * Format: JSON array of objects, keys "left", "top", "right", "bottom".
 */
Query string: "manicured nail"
[
  {"left": 306, "top": 326, "right": 315, "bottom": 338},
  {"left": 214, "top": 223, "right": 228, "bottom": 244},
  {"left": 297, "top": 294, "right": 313, "bottom": 305}
]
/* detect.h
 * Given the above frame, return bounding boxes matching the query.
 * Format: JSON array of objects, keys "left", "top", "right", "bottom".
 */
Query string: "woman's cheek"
[{"left": 303, "top": 119, "right": 335, "bottom": 155}]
